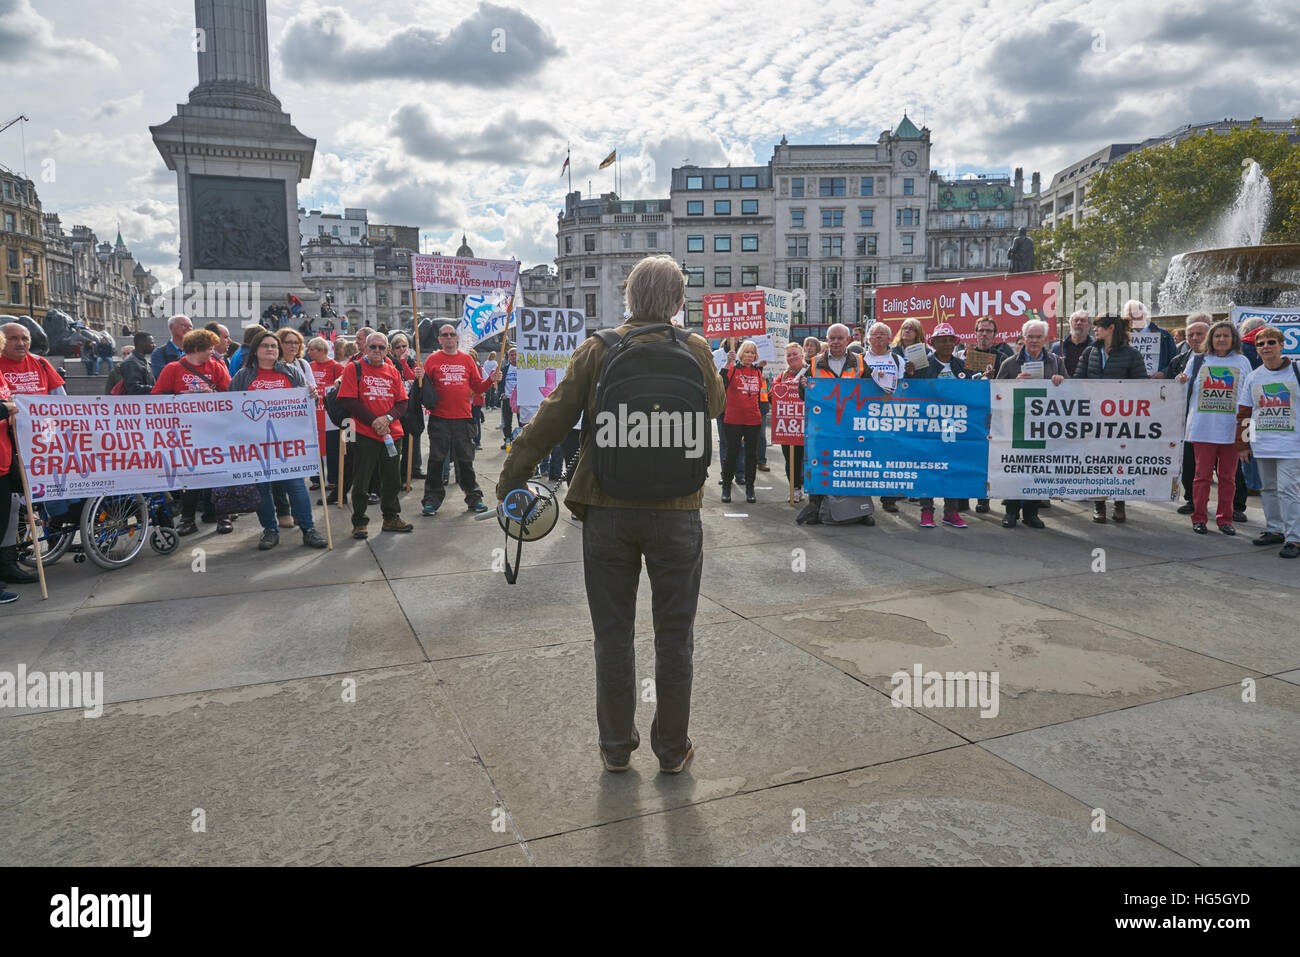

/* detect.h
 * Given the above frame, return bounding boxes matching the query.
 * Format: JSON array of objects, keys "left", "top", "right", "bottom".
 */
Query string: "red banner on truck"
[{"left": 875, "top": 270, "right": 1059, "bottom": 344}]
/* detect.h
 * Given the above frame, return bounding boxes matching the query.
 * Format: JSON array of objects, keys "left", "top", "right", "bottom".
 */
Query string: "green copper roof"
[
  {"left": 115, "top": 227, "right": 125, "bottom": 247},
  {"left": 937, "top": 182, "right": 1015, "bottom": 209},
  {"left": 894, "top": 114, "right": 922, "bottom": 139}
]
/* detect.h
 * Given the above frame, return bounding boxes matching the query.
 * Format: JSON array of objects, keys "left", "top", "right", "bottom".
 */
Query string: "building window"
[
  {"left": 903, "top": 178, "right": 914, "bottom": 195},
  {"left": 902, "top": 234, "right": 913, "bottom": 255},
  {"left": 714, "top": 266, "right": 731, "bottom": 287},
  {"left": 620, "top": 232, "right": 633, "bottom": 249},
  {"left": 8, "top": 281, "right": 18, "bottom": 303},
  {"left": 820, "top": 235, "right": 843, "bottom": 257},
  {"left": 941, "top": 244, "right": 957, "bottom": 269},
  {"left": 821, "top": 296, "right": 840, "bottom": 323},
  {"left": 791, "top": 209, "right": 804, "bottom": 228},
  {"left": 713, "top": 175, "right": 730, "bottom": 189},
  {"left": 740, "top": 174, "right": 758, "bottom": 188},
  {"left": 859, "top": 209, "right": 873, "bottom": 227},
  {"left": 565, "top": 235, "right": 573, "bottom": 253},
  {"left": 855, "top": 264, "right": 876, "bottom": 286},
  {"left": 969, "top": 213, "right": 980, "bottom": 228},
  {"left": 821, "top": 209, "right": 843, "bottom": 227},
  {"left": 820, "top": 177, "right": 846, "bottom": 197},
  {"left": 5, "top": 213, "right": 16, "bottom": 232},
  {"left": 645, "top": 201, "right": 659, "bottom": 213},
  {"left": 585, "top": 293, "right": 597, "bottom": 317},
  {"left": 7, "top": 249, "right": 17, "bottom": 270},
  {"left": 992, "top": 247, "right": 1005, "bottom": 266},
  {"left": 346, "top": 290, "right": 358, "bottom": 305},
  {"left": 584, "top": 234, "right": 595, "bottom": 251},
  {"left": 400, "top": 290, "right": 409, "bottom": 306},
  {"left": 786, "top": 236, "right": 808, "bottom": 257},
  {"left": 791, "top": 177, "right": 804, "bottom": 198},
  {"left": 714, "top": 200, "right": 731, "bottom": 215},
  {"left": 350, "top": 226, "right": 360, "bottom": 236},
  {"left": 902, "top": 268, "right": 914, "bottom": 283},
  {"left": 621, "top": 202, "right": 634, "bottom": 214},
  {"left": 564, "top": 267, "right": 572, "bottom": 280},
  {"left": 741, "top": 265, "right": 759, "bottom": 286},
  {"left": 687, "top": 200, "right": 704, "bottom": 216},
  {"left": 865, "top": 234, "right": 878, "bottom": 256},
  {"left": 686, "top": 176, "right": 703, "bottom": 190},
  {"left": 646, "top": 231, "right": 658, "bottom": 247},
  {"left": 687, "top": 302, "right": 703, "bottom": 326},
  {"left": 823, "top": 266, "right": 841, "bottom": 290},
  {"left": 686, "top": 268, "right": 704, "bottom": 287},
  {"left": 714, "top": 235, "right": 731, "bottom": 252},
  {"left": 996, "top": 212, "right": 1006, "bottom": 228},
  {"left": 687, "top": 235, "right": 704, "bottom": 253},
  {"left": 740, "top": 234, "right": 759, "bottom": 252},
  {"left": 325, "top": 261, "right": 333, "bottom": 273},
  {"left": 584, "top": 265, "right": 596, "bottom": 279},
  {"left": 741, "top": 199, "right": 758, "bottom": 215},
  {"left": 787, "top": 266, "right": 807, "bottom": 289},
  {"left": 347, "top": 262, "right": 355, "bottom": 274},
  {"left": 943, "top": 213, "right": 953, "bottom": 228},
  {"left": 565, "top": 293, "right": 573, "bottom": 308},
  {"left": 377, "top": 289, "right": 388, "bottom": 305},
  {"left": 860, "top": 177, "right": 874, "bottom": 196}
]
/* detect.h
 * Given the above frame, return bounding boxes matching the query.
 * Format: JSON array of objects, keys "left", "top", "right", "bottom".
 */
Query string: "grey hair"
[
  {"left": 1121, "top": 299, "right": 1149, "bottom": 321},
  {"left": 1239, "top": 315, "right": 1266, "bottom": 333},
  {"left": 1022, "top": 318, "right": 1049, "bottom": 337},
  {"left": 868, "top": 322, "right": 891, "bottom": 337},
  {"left": 625, "top": 255, "right": 686, "bottom": 322}
]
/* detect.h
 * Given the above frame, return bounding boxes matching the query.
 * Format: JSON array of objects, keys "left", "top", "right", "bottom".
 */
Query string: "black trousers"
[
  {"left": 350, "top": 434, "right": 402, "bottom": 526},
  {"left": 423, "top": 417, "right": 482, "bottom": 509},
  {"left": 722, "top": 422, "right": 759, "bottom": 488},
  {"left": 781, "top": 444, "right": 804, "bottom": 489},
  {"left": 1003, "top": 499, "right": 1041, "bottom": 519},
  {"left": 400, "top": 413, "right": 424, "bottom": 477},
  {"left": 1181, "top": 440, "right": 1197, "bottom": 502},
  {"left": 325, "top": 430, "right": 340, "bottom": 487},
  {"left": 583, "top": 506, "right": 702, "bottom": 767}
]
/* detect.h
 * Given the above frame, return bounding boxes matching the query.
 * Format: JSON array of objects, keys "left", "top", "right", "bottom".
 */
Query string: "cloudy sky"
[{"left": 4, "top": 0, "right": 1297, "bottom": 286}]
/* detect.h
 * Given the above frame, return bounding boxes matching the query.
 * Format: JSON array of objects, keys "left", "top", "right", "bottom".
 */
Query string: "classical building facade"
[
  {"left": 1, "top": 167, "right": 47, "bottom": 321},
  {"left": 302, "top": 234, "right": 376, "bottom": 327},
  {"left": 772, "top": 116, "right": 932, "bottom": 339},
  {"left": 369, "top": 223, "right": 420, "bottom": 251},
  {"left": 520, "top": 263, "right": 560, "bottom": 307},
  {"left": 299, "top": 207, "right": 368, "bottom": 245},
  {"left": 669, "top": 164, "right": 774, "bottom": 328},
  {"left": 927, "top": 168, "right": 1040, "bottom": 280},
  {"left": 556, "top": 191, "right": 671, "bottom": 330}
]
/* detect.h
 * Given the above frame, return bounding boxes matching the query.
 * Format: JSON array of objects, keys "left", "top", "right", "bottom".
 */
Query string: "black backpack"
[
  {"left": 589, "top": 324, "right": 710, "bottom": 499},
  {"left": 323, "top": 361, "right": 362, "bottom": 428}
]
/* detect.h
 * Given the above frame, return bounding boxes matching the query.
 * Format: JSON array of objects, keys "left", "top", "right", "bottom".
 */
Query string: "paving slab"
[
  {"left": 390, "top": 567, "right": 739, "bottom": 660},
  {"left": 1276, "top": 670, "right": 1300, "bottom": 685},
  {"left": 0, "top": 665, "right": 504, "bottom": 866},
  {"left": 1000, "top": 562, "right": 1300, "bottom": 674},
  {"left": 2, "top": 580, "right": 425, "bottom": 714},
  {"left": 435, "top": 618, "right": 964, "bottom": 839},
  {"left": 1191, "top": 548, "right": 1300, "bottom": 588},
  {"left": 426, "top": 843, "right": 533, "bottom": 866},
  {"left": 983, "top": 679, "right": 1300, "bottom": 866},
  {"left": 750, "top": 588, "right": 1252, "bottom": 739},
  {"left": 520, "top": 745, "right": 1189, "bottom": 866}
]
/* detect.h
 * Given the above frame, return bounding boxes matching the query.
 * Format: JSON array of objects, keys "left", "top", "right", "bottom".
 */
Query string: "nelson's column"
[{"left": 149, "top": 0, "right": 317, "bottom": 325}]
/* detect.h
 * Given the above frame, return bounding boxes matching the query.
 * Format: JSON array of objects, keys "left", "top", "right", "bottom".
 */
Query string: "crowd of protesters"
[{"left": 2, "top": 295, "right": 1300, "bottom": 605}]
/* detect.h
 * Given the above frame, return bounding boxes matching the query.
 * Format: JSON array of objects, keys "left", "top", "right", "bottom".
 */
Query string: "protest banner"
[
  {"left": 1231, "top": 305, "right": 1300, "bottom": 355},
  {"left": 14, "top": 391, "right": 320, "bottom": 503},
  {"left": 411, "top": 254, "right": 519, "bottom": 296},
  {"left": 1130, "top": 327, "right": 1162, "bottom": 375},
  {"left": 987, "top": 380, "right": 1184, "bottom": 500},
  {"left": 770, "top": 379, "right": 804, "bottom": 446},
  {"left": 517, "top": 307, "right": 585, "bottom": 411},
  {"left": 703, "top": 290, "right": 765, "bottom": 339},
  {"left": 803, "top": 378, "right": 989, "bottom": 498},
  {"left": 754, "top": 287, "right": 793, "bottom": 362},
  {"left": 458, "top": 288, "right": 515, "bottom": 351},
  {"left": 875, "top": 270, "right": 1059, "bottom": 344}
]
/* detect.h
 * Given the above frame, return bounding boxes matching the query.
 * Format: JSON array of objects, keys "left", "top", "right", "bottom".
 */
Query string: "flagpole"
[{"left": 567, "top": 142, "right": 572, "bottom": 193}]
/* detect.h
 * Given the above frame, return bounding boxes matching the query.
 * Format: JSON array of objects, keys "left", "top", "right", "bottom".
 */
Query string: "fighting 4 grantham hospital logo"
[{"left": 241, "top": 399, "right": 268, "bottom": 422}]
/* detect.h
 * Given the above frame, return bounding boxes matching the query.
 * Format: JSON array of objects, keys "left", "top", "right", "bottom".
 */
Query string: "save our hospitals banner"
[
  {"left": 803, "top": 378, "right": 990, "bottom": 498},
  {"left": 987, "top": 381, "right": 1184, "bottom": 500},
  {"left": 1231, "top": 305, "right": 1300, "bottom": 355},
  {"left": 13, "top": 391, "right": 321, "bottom": 503},
  {"left": 516, "top": 307, "right": 585, "bottom": 411}
]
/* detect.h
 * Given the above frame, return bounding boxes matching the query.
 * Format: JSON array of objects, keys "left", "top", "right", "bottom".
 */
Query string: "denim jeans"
[
  {"left": 257, "top": 479, "right": 314, "bottom": 533},
  {"left": 757, "top": 407, "right": 769, "bottom": 465},
  {"left": 582, "top": 506, "right": 703, "bottom": 767}
]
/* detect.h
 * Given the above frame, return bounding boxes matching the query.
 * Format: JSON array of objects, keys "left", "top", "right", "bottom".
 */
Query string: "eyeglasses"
[
  {"left": 1256, "top": 339, "right": 1282, "bottom": 346},
  {"left": 367, "top": 344, "right": 388, "bottom": 351}
]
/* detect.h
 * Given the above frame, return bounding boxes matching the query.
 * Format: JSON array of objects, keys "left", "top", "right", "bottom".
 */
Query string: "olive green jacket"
[{"left": 495, "top": 320, "right": 726, "bottom": 519}]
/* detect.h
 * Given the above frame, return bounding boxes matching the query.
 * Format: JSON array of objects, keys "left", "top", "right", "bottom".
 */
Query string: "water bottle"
[{"left": 383, "top": 434, "right": 397, "bottom": 457}]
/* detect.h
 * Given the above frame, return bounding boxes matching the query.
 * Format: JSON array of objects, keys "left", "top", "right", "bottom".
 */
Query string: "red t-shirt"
[
  {"left": 424, "top": 351, "right": 491, "bottom": 420},
  {"left": 152, "top": 357, "right": 231, "bottom": 394},
  {"left": 249, "top": 369, "right": 294, "bottom": 390},
  {"left": 338, "top": 359, "right": 406, "bottom": 441},
  {"left": 723, "top": 364, "right": 763, "bottom": 426},
  {"left": 310, "top": 359, "right": 345, "bottom": 390},
  {"left": 0, "top": 353, "right": 65, "bottom": 395},
  {"left": 0, "top": 376, "right": 13, "bottom": 474}
]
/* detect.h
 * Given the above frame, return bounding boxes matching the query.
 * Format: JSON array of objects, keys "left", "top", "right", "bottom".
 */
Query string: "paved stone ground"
[{"left": 1, "top": 436, "right": 1296, "bottom": 866}]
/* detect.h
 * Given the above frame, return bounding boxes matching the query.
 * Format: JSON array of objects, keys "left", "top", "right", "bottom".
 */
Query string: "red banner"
[
  {"left": 770, "top": 380, "right": 804, "bottom": 446},
  {"left": 875, "top": 270, "right": 1059, "bottom": 344},
  {"left": 704, "top": 291, "right": 766, "bottom": 338}
]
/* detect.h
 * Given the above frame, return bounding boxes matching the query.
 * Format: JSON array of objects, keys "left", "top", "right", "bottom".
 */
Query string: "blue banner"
[{"left": 803, "top": 378, "right": 990, "bottom": 498}]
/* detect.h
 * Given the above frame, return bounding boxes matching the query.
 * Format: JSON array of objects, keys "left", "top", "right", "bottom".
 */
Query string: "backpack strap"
[{"left": 1183, "top": 353, "right": 1206, "bottom": 418}]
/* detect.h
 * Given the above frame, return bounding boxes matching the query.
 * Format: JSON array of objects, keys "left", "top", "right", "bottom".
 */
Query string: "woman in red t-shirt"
[
  {"left": 390, "top": 333, "right": 426, "bottom": 480},
  {"left": 774, "top": 343, "right": 808, "bottom": 503},
  {"left": 720, "top": 340, "right": 764, "bottom": 503},
  {"left": 308, "top": 337, "right": 344, "bottom": 492}
]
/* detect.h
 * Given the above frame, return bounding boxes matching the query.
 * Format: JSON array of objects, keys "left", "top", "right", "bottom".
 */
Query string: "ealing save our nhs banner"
[
  {"left": 803, "top": 378, "right": 990, "bottom": 498},
  {"left": 986, "top": 381, "right": 1184, "bottom": 500},
  {"left": 14, "top": 391, "right": 321, "bottom": 503}
]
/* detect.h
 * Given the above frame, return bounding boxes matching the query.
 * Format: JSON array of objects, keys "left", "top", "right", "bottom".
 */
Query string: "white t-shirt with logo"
[
  {"left": 1241, "top": 361, "right": 1300, "bottom": 458},
  {"left": 1185, "top": 353, "right": 1254, "bottom": 444}
]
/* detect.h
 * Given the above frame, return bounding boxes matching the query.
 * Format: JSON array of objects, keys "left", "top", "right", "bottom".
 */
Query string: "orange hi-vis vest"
[{"left": 811, "top": 352, "right": 865, "bottom": 378}]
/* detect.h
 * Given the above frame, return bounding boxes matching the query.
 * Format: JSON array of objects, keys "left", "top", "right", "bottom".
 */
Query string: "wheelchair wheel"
[
  {"left": 150, "top": 526, "right": 179, "bottom": 554},
  {"left": 80, "top": 494, "right": 150, "bottom": 570},
  {"left": 15, "top": 504, "right": 74, "bottom": 568}
]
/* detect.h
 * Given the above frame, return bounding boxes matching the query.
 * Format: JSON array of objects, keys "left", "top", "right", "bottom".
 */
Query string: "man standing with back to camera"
[{"left": 496, "top": 256, "right": 725, "bottom": 775}]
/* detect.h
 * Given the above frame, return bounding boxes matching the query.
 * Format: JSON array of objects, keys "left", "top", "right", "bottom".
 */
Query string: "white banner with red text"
[{"left": 14, "top": 391, "right": 321, "bottom": 502}]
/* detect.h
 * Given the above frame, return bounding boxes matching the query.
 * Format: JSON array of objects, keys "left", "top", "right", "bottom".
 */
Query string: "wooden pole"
[
  {"left": 13, "top": 450, "right": 48, "bottom": 600},
  {"left": 318, "top": 454, "right": 333, "bottom": 550},
  {"left": 338, "top": 429, "right": 347, "bottom": 510},
  {"left": 788, "top": 446, "right": 795, "bottom": 505}
]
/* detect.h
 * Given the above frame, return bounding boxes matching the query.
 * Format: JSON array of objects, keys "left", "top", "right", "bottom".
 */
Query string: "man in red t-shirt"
[
  {"left": 0, "top": 322, "right": 66, "bottom": 396},
  {"left": 338, "top": 332, "right": 413, "bottom": 538},
  {"left": 420, "top": 324, "right": 500, "bottom": 515}
]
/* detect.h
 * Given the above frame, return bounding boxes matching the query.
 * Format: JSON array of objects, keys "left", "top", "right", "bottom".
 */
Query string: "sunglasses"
[
  {"left": 1256, "top": 339, "right": 1282, "bottom": 346},
  {"left": 367, "top": 344, "right": 388, "bottom": 351}
]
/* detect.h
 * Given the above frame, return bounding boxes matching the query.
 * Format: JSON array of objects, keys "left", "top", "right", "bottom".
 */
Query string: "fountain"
[{"left": 1157, "top": 160, "right": 1300, "bottom": 316}]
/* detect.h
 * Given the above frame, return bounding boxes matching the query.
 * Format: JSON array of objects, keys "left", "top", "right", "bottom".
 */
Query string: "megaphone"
[{"left": 475, "top": 478, "right": 561, "bottom": 583}]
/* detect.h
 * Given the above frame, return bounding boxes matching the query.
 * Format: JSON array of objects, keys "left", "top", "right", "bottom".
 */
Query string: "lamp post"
[{"left": 23, "top": 257, "right": 35, "bottom": 320}]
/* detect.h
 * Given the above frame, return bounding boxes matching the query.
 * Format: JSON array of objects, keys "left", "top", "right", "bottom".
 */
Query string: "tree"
[{"left": 1033, "top": 120, "right": 1300, "bottom": 298}]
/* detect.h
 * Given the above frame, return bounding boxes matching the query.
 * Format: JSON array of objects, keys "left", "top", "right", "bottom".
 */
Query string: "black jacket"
[
  {"left": 908, "top": 353, "right": 968, "bottom": 379},
  {"left": 1074, "top": 343, "right": 1148, "bottom": 379},
  {"left": 996, "top": 348, "right": 1067, "bottom": 379},
  {"left": 116, "top": 352, "right": 155, "bottom": 395}
]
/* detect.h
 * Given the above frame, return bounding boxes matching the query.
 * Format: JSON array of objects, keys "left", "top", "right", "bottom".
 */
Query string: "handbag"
[{"left": 211, "top": 483, "right": 263, "bottom": 514}]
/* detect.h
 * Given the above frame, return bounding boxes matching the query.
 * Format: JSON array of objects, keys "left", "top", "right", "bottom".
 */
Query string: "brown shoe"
[
  {"left": 352, "top": 525, "right": 368, "bottom": 540},
  {"left": 277, "top": 515, "right": 295, "bottom": 528},
  {"left": 382, "top": 518, "right": 413, "bottom": 533},
  {"left": 1111, "top": 502, "right": 1127, "bottom": 523}
]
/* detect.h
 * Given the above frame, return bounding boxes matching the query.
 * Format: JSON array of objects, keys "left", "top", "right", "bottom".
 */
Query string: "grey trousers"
[
  {"left": 1257, "top": 456, "right": 1300, "bottom": 543},
  {"left": 582, "top": 506, "right": 703, "bottom": 767}
]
